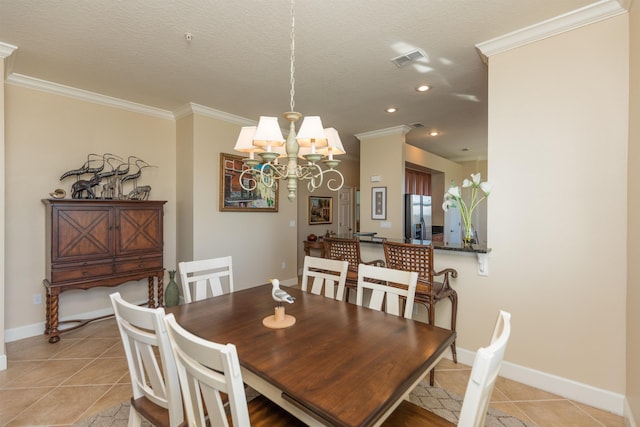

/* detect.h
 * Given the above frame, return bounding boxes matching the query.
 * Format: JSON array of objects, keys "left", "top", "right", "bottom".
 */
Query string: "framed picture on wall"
[
  {"left": 371, "top": 187, "right": 386, "bottom": 220},
  {"left": 308, "top": 196, "right": 333, "bottom": 224},
  {"left": 219, "top": 153, "right": 278, "bottom": 212}
]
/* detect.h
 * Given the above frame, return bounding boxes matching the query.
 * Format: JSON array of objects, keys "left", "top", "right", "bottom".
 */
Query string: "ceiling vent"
[
  {"left": 391, "top": 48, "right": 427, "bottom": 67},
  {"left": 409, "top": 122, "right": 424, "bottom": 128}
]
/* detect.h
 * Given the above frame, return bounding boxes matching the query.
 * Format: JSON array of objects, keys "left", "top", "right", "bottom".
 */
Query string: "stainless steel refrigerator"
[{"left": 404, "top": 194, "right": 432, "bottom": 241}]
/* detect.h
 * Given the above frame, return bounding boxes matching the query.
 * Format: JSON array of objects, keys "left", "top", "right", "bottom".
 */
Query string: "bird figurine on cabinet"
[
  {"left": 263, "top": 278, "right": 296, "bottom": 329},
  {"left": 271, "top": 278, "right": 295, "bottom": 305}
]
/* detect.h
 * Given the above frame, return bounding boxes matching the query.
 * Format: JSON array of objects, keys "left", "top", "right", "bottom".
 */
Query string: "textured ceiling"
[{"left": 0, "top": 0, "right": 602, "bottom": 162}]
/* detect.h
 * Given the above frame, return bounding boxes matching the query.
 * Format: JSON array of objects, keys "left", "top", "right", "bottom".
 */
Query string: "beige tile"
[
  {"left": 435, "top": 357, "right": 470, "bottom": 371},
  {"left": 495, "top": 376, "right": 563, "bottom": 401},
  {"left": 0, "top": 360, "right": 42, "bottom": 387},
  {"left": 75, "top": 383, "right": 132, "bottom": 423},
  {"left": 515, "top": 400, "right": 603, "bottom": 426},
  {"left": 6, "top": 385, "right": 111, "bottom": 426},
  {"left": 63, "top": 357, "right": 129, "bottom": 386},
  {"left": 433, "top": 368, "right": 471, "bottom": 396},
  {"left": 0, "top": 387, "right": 52, "bottom": 424},
  {"left": 6, "top": 334, "right": 81, "bottom": 361},
  {"left": 101, "top": 341, "right": 126, "bottom": 358},
  {"left": 4, "top": 358, "right": 92, "bottom": 387},
  {"left": 490, "top": 401, "right": 537, "bottom": 424},
  {"left": 573, "top": 401, "right": 626, "bottom": 427},
  {"left": 62, "top": 318, "right": 120, "bottom": 339},
  {"left": 53, "top": 337, "right": 121, "bottom": 359}
]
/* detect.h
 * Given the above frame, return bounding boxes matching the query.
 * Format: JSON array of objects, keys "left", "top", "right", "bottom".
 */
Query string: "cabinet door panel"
[
  {"left": 116, "top": 207, "right": 163, "bottom": 255},
  {"left": 53, "top": 207, "right": 113, "bottom": 262}
]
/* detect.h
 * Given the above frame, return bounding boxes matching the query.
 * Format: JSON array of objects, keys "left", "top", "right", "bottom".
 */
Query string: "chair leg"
[
  {"left": 128, "top": 405, "right": 142, "bottom": 427},
  {"left": 449, "top": 293, "right": 458, "bottom": 364}
]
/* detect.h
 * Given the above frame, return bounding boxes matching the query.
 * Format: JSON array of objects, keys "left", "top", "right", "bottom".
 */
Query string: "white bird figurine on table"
[{"left": 270, "top": 278, "right": 295, "bottom": 306}]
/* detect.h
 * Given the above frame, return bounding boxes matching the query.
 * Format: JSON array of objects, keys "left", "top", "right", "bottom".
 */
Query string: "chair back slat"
[
  {"left": 110, "top": 292, "right": 183, "bottom": 427},
  {"left": 165, "top": 313, "right": 251, "bottom": 427},
  {"left": 356, "top": 263, "right": 418, "bottom": 319},
  {"left": 179, "top": 256, "right": 234, "bottom": 303},
  {"left": 383, "top": 240, "right": 434, "bottom": 291},
  {"left": 301, "top": 255, "right": 349, "bottom": 301},
  {"left": 323, "top": 237, "right": 362, "bottom": 269},
  {"left": 457, "top": 310, "right": 512, "bottom": 427}
]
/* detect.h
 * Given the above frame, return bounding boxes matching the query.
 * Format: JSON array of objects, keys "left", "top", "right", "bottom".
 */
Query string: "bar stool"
[
  {"left": 323, "top": 237, "right": 385, "bottom": 300},
  {"left": 383, "top": 240, "right": 458, "bottom": 385}
]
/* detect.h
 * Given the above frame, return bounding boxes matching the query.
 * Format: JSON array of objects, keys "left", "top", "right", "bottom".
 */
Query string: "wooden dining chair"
[
  {"left": 300, "top": 255, "right": 349, "bottom": 301},
  {"left": 356, "top": 263, "right": 419, "bottom": 319},
  {"left": 383, "top": 240, "right": 458, "bottom": 385},
  {"left": 323, "top": 236, "right": 385, "bottom": 300},
  {"left": 178, "top": 256, "right": 234, "bottom": 303},
  {"left": 383, "top": 310, "right": 512, "bottom": 427},
  {"left": 109, "top": 292, "right": 184, "bottom": 427},
  {"left": 164, "top": 313, "right": 306, "bottom": 427}
]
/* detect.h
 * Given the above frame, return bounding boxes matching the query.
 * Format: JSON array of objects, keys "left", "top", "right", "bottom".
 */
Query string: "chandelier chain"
[{"left": 289, "top": 0, "right": 296, "bottom": 112}]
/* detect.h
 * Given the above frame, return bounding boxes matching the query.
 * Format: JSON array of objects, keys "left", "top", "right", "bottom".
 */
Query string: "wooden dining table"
[{"left": 168, "top": 284, "right": 455, "bottom": 427}]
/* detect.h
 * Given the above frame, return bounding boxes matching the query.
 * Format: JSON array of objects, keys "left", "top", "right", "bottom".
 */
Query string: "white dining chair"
[
  {"left": 164, "top": 313, "right": 306, "bottom": 426},
  {"left": 300, "top": 255, "right": 349, "bottom": 301},
  {"left": 178, "top": 256, "right": 234, "bottom": 303},
  {"left": 109, "top": 292, "right": 183, "bottom": 427},
  {"left": 356, "top": 263, "right": 419, "bottom": 319},
  {"left": 383, "top": 310, "right": 512, "bottom": 427}
]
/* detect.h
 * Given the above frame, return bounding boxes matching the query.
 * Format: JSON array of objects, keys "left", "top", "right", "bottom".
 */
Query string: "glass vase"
[{"left": 463, "top": 225, "right": 475, "bottom": 248}]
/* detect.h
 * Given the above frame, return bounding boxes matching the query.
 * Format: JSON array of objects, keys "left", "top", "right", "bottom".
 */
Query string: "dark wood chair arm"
[
  {"left": 433, "top": 268, "right": 458, "bottom": 288},
  {"left": 363, "top": 259, "right": 386, "bottom": 268},
  {"left": 434, "top": 268, "right": 458, "bottom": 279}
]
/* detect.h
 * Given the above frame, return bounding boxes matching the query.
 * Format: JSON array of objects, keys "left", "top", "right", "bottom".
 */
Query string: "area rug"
[{"left": 73, "top": 382, "right": 535, "bottom": 426}]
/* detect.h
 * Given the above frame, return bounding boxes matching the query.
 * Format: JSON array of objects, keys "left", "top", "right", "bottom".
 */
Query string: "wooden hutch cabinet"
[{"left": 42, "top": 199, "right": 166, "bottom": 343}]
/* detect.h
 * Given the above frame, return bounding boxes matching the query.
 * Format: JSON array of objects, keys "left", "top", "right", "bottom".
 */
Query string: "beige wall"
[
  {"left": 176, "top": 114, "right": 195, "bottom": 266},
  {"left": 627, "top": 0, "right": 640, "bottom": 422},
  {"left": 0, "top": 52, "right": 6, "bottom": 366},
  {"left": 176, "top": 110, "right": 299, "bottom": 291},
  {"left": 4, "top": 84, "right": 177, "bottom": 330},
  {"left": 359, "top": 127, "right": 408, "bottom": 239},
  {"left": 487, "top": 14, "right": 628, "bottom": 394},
  {"left": 296, "top": 156, "right": 359, "bottom": 269}
]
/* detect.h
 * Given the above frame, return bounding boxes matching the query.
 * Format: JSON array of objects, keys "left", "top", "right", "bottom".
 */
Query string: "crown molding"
[
  {"left": 174, "top": 102, "right": 255, "bottom": 126},
  {"left": 476, "top": 0, "right": 629, "bottom": 63},
  {"left": 355, "top": 125, "right": 412, "bottom": 141},
  {"left": 5, "top": 73, "right": 175, "bottom": 119},
  {"left": 0, "top": 42, "right": 18, "bottom": 59}
]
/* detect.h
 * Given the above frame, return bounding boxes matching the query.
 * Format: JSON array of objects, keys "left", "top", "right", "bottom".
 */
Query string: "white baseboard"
[
  {"left": 456, "top": 348, "right": 625, "bottom": 416},
  {"left": 3, "top": 303, "right": 144, "bottom": 343},
  {"left": 625, "top": 398, "right": 637, "bottom": 427}
]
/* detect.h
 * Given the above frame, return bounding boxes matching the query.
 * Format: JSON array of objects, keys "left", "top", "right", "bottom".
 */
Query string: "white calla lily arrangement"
[{"left": 442, "top": 173, "right": 492, "bottom": 244}]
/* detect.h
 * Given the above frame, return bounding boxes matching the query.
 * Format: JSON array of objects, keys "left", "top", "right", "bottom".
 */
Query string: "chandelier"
[{"left": 233, "top": 0, "right": 345, "bottom": 202}]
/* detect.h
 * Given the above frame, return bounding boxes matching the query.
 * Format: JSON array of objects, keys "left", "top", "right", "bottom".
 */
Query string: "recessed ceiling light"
[
  {"left": 416, "top": 85, "right": 431, "bottom": 92},
  {"left": 429, "top": 131, "right": 439, "bottom": 136},
  {"left": 386, "top": 107, "right": 398, "bottom": 113}
]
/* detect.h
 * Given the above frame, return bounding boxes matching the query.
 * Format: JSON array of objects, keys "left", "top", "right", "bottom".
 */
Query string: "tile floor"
[{"left": 0, "top": 317, "right": 626, "bottom": 427}]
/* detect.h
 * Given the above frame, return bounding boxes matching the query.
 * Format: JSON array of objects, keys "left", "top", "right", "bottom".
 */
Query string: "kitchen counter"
[{"left": 351, "top": 233, "right": 491, "bottom": 254}]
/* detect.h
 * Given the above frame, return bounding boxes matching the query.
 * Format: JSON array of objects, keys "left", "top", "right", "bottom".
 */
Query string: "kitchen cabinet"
[{"left": 42, "top": 199, "right": 166, "bottom": 343}]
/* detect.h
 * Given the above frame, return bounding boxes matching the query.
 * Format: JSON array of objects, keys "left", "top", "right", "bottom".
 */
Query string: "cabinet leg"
[
  {"left": 47, "top": 293, "right": 61, "bottom": 343},
  {"left": 156, "top": 273, "right": 164, "bottom": 308},
  {"left": 148, "top": 276, "right": 156, "bottom": 308}
]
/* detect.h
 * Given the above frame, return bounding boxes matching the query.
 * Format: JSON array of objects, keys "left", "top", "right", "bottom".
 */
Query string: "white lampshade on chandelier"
[{"left": 233, "top": 0, "right": 345, "bottom": 201}]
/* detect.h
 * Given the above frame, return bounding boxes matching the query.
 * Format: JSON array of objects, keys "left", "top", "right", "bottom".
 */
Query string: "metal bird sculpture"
[{"left": 270, "top": 279, "right": 295, "bottom": 306}]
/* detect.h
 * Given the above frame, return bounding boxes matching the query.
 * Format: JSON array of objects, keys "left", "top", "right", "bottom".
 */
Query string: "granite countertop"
[{"left": 350, "top": 233, "right": 491, "bottom": 254}]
